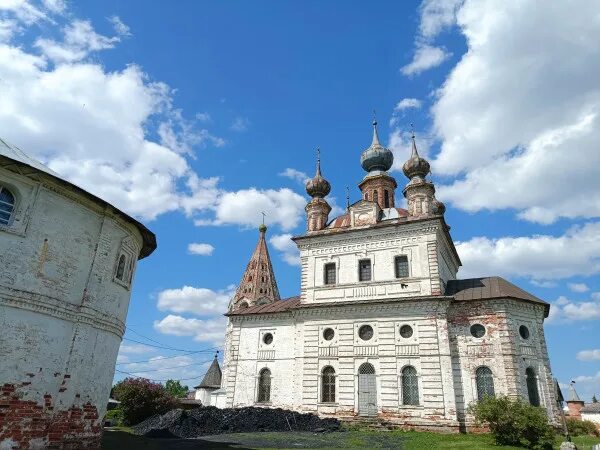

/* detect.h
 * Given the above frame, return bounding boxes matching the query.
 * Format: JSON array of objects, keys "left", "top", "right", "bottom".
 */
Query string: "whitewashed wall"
[{"left": 0, "top": 164, "right": 145, "bottom": 448}]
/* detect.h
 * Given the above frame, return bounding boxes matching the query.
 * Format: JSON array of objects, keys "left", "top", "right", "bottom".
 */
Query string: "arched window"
[
  {"left": 0, "top": 186, "right": 15, "bottom": 226},
  {"left": 384, "top": 190, "right": 390, "bottom": 208},
  {"left": 321, "top": 366, "right": 335, "bottom": 403},
  {"left": 115, "top": 254, "right": 126, "bottom": 280},
  {"left": 526, "top": 367, "right": 540, "bottom": 406},
  {"left": 373, "top": 190, "right": 378, "bottom": 204},
  {"left": 239, "top": 302, "right": 249, "bottom": 309},
  {"left": 257, "top": 368, "right": 271, "bottom": 403},
  {"left": 402, "top": 366, "right": 419, "bottom": 405},
  {"left": 476, "top": 366, "right": 495, "bottom": 400},
  {"left": 364, "top": 192, "right": 369, "bottom": 201}
]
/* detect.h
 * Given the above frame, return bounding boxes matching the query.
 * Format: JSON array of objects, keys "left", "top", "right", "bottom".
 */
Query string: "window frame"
[
  {"left": 394, "top": 255, "right": 410, "bottom": 279},
  {"left": 358, "top": 259, "right": 372, "bottom": 282},
  {"left": 257, "top": 368, "right": 272, "bottom": 403},
  {"left": 384, "top": 190, "right": 390, "bottom": 208},
  {"left": 475, "top": 366, "right": 495, "bottom": 401},
  {"left": 324, "top": 262, "right": 336, "bottom": 285},
  {"left": 0, "top": 185, "right": 16, "bottom": 227},
  {"left": 321, "top": 366, "right": 336, "bottom": 403},
  {"left": 526, "top": 367, "right": 540, "bottom": 407},
  {"left": 401, "top": 365, "right": 420, "bottom": 406}
]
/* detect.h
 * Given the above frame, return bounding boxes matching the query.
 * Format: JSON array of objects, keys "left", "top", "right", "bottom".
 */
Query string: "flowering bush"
[{"left": 112, "top": 378, "right": 176, "bottom": 425}]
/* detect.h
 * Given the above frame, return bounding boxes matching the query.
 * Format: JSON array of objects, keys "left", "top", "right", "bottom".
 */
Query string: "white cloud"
[
  {"left": 119, "top": 343, "right": 155, "bottom": 354},
  {"left": 577, "top": 349, "right": 600, "bottom": 362},
  {"left": 270, "top": 233, "right": 299, "bottom": 266},
  {"left": 195, "top": 112, "right": 211, "bottom": 122},
  {"left": 203, "top": 188, "right": 306, "bottom": 231},
  {"left": 568, "top": 283, "right": 590, "bottom": 293},
  {"left": 154, "top": 314, "right": 227, "bottom": 345},
  {"left": 157, "top": 285, "right": 234, "bottom": 315},
  {"left": 279, "top": 168, "right": 309, "bottom": 185},
  {"left": 456, "top": 222, "right": 600, "bottom": 280},
  {"left": 108, "top": 15, "right": 130, "bottom": 36},
  {"left": 35, "top": 19, "right": 120, "bottom": 63},
  {"left": 401, "top": 44, "right": 450, "bottom": 76},
  {"left": 530, "top": 280, "right": 557, "bottom": 289},
  {"left": 428, "top": 0, "right": 600, "bottom": 224},
  {"left": 546, "top": 294, "right": 600, "bottom": 324},
  {"left": 187, "top": 243, "right": 214, "bottom": 256},
  {"left": 395, "top": 98, "right": 422, "bottom": 111},
  {"left": 230, "top": 116, "right": 249, "bottom": 132}
]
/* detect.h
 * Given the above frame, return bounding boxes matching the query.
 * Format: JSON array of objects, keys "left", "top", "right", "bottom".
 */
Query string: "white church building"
[{"left": 212, "top": 122, "right": 559, "bottom": 430}]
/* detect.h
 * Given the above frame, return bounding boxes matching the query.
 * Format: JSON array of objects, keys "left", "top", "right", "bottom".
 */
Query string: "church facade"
[{"left": 216, "top": 123, "right": 559, "bottom": 430}]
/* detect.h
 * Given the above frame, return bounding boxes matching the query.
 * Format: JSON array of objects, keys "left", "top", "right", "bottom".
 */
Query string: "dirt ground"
[{"left": 101, "top": 430, "right": 251, "bottom": 449}]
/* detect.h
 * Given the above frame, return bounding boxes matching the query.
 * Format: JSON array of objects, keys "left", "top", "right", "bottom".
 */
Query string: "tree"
[
  {"left": 468, "top": 396, "right": 555, "bottom": 450},
  {"left": 112, "top": 378, "right": 176, "bottom": 426},
  {"left": 593, "top": 394, "right": 598, "bottom": 403},
  {"left": 165, "top": 379, "right": 189, "bottom": 399}
]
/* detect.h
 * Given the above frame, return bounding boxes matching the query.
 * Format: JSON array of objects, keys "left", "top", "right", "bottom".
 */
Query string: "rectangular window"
[
  {"left": 395, "top": 255, "right": 409, "bottom": 278},
  {"left": 358, "top": 259, "right": 371, "bottom": 282},
  {"left": 324, "top": 263, "right": 336, "bottom": 285}
]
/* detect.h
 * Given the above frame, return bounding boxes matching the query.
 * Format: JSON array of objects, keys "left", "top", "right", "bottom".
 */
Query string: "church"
[{"left": 210, "top": 122, "right": 559, "bottom": 430}]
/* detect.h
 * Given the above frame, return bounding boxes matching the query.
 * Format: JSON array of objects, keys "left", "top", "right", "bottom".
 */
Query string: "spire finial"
[
  {"left": 316, "top": 148, "right": 321, "bottom": 176},
  {"left": 345, "top": 186, "right": 350, "bottom": 211},
  {"left": 371, "top": 112, "right": 380, "bottom": 146},
  {"left": 214, "top": 350, "right": 219, "bottom": 359},
  {"left": 259, "top": 212, "right": 267, "bottom": 233},
  {"left": 410, "top": 122, "right": 419, "bottom": 158}
]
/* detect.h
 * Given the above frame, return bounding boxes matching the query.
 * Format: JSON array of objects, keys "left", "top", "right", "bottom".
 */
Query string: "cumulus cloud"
[
  {"left": 568, "top": 283, "right": 590, "bottom": 293},
  {"left": 108, "top": 15, "right": 130, "bottom": 36},
  {"left": 546, "top": 293, "right": 600, "bottom": 324},
  {"left": 279, "top": 168, "right": 309, "bottom": 185},
  {"left": 154, "top": 315, "right": 227, "bottom": 345},
  {"left": 577, "top": 349, "right": 600, "bottom": 362},
  {"left": 395, "top": 98, "right": 422, "bottom": 111},
  {"left": 401, "top": 44, "right": 451, "bottom": 76},
  {"left": 187, "top": 243, "right": 215, "bottom": 256},
  {"left": 200, "top": 188, "right": 306, "bottom": 231},
  {"left": 269, "top": 233, "right": 299, "bottom": 266},
  {"left": 429, "top": 0, "right": 600, "bottom": 224},
  {"left": 119, "top": 343, "right": 155, "bottom": 354},
  {"left": 157, "top": 285, "right": 234, "bottom": 315},
  {"left": 456, "top": 222, "right": 600, "bottom": 280}
]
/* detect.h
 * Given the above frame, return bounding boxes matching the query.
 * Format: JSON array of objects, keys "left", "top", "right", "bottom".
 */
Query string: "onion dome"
[
  {"left": 402, "top": 131, "right": 430, "bottom": 179},
  {"left": 360, "top": 121, "right": 394, "bottom": 173},
  {"left": 305, "top": 149, "right": 331, "bottom": 198},
  {"left": 431, "top": 199, "right": 446, "bottom": 215}
]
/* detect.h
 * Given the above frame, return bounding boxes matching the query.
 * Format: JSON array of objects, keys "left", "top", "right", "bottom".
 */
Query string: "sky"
[{"left": 0, "top": 0, "right": 599, "bottom": 401}]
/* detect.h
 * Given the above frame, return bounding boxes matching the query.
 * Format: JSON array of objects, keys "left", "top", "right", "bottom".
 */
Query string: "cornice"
[{"left": 0, "top": 285, "right": 125, "bottom": 337}]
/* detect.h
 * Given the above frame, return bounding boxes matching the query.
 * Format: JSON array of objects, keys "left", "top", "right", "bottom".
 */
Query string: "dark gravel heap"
[{"left": 131, "top": 406, "right": 341, "bottom": 438}]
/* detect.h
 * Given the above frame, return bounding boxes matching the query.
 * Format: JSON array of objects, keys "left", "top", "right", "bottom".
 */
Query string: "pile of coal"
[{"left": 131, "top": 406, "right": 340, "bottom": 438}]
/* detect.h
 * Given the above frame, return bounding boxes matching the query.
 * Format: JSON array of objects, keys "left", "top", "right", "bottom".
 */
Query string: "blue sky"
[{"left": 1, "top": 0, "right": 599, "bottom": 400}]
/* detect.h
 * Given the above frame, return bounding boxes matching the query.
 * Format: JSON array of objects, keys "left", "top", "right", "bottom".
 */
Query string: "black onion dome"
[
  {"left": 361, "top": 121, "right": 394, "bottom": 172},
  {"left": 402, "top": 133, "right": 430, "bottom": 179},
  {"left": 306, "top": 153, "right": 331, "bottom": 198},
  {"left": 431, "top": 199, "right": 446, "bottom": 215}
]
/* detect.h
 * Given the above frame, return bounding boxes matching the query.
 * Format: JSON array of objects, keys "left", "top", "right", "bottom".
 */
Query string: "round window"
[
  {"left": 358, "top": 325, "right": 373, "bottom": 341},
  {"left": 400, "top": 325, "right": 413, "bottom": 338},
  {"left": 519, "top": 325, "right": 530, "bottom": 340},
  {"left": 263, "top": 333, "right": 273, "bottom": 345},
  {"left": 470, "top": 324, "right": 486, "bottom": 338},
  {"left": 323, "top": 328, "right": 335, "bottom": 341}
]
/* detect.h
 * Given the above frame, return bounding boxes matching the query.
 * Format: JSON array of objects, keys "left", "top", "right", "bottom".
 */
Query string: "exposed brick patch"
[{"left": 0, "top": 383, "right": 101, "bottom": 449}]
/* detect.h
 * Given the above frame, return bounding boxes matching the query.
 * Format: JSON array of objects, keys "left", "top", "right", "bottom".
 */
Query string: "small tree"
[
  {"left": 112, "top": 378, "right": 176, "bottom": 425},
  {"left": 593, "top": 394, "right": 598, "bottom": 403},
  {"left": 468, "top": 396, "right": 555, "bottom": 450},
  {"left": 566, "top": 418, "right": 600, "bottom": 436},
  {"left": 165, "top": 379, "right": 189, "bottom": 399}
]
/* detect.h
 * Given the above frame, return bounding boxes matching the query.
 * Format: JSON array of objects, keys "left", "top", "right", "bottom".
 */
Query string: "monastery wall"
[{"left": 0, "top": 165, "right": 144, "bottom": 449}]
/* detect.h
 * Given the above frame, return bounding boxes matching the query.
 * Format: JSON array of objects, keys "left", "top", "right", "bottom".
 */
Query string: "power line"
[
  {"left": 117, "top": 358, "right": 215, "bottom": 374},
  {"left": 115, "top": 367, "right": 211, "bottom": 383},
  {"left": 122, "top": 337, "right": 220, "bottom": 353},
  {"left": 125, "top": 325, "right": 183, "bottom": 350},
  {"left": 117, "top": 350, "right": 215, "bottom": 365}
]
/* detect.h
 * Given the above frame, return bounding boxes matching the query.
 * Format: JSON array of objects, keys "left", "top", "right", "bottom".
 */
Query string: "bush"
[
  {"left": 112, "top": 378, "right": 176, "bottom": 426},
  {"left": 566, "top": 418, "right": 599, "bottom": 436},
  {"left": 468, "top": 396, "right": 555, "bottom": 449},
  {"left": 104, "top": 408, "right": 124, "bottom": 427}
]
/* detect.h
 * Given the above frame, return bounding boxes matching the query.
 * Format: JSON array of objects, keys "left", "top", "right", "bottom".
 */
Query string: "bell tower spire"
[
  {"left": 231, "top": 224, "right": 280, "bottom": 311},
  {"left": 305, "top": 148, "right": 332, "bottom": 232}
]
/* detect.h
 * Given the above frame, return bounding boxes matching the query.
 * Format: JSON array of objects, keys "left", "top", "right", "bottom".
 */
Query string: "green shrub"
[
  {"left": 104, "top": 408, "right": 124, "bottom": 427},
  {"left": 468, "top": 395, "right": 555, "bottom": 449},
  {"left": 112, "top": 378, "right": 176, "bottom": 426},
  {"left": 566, "top": 418, "right": 599, "bottom": 436}
]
